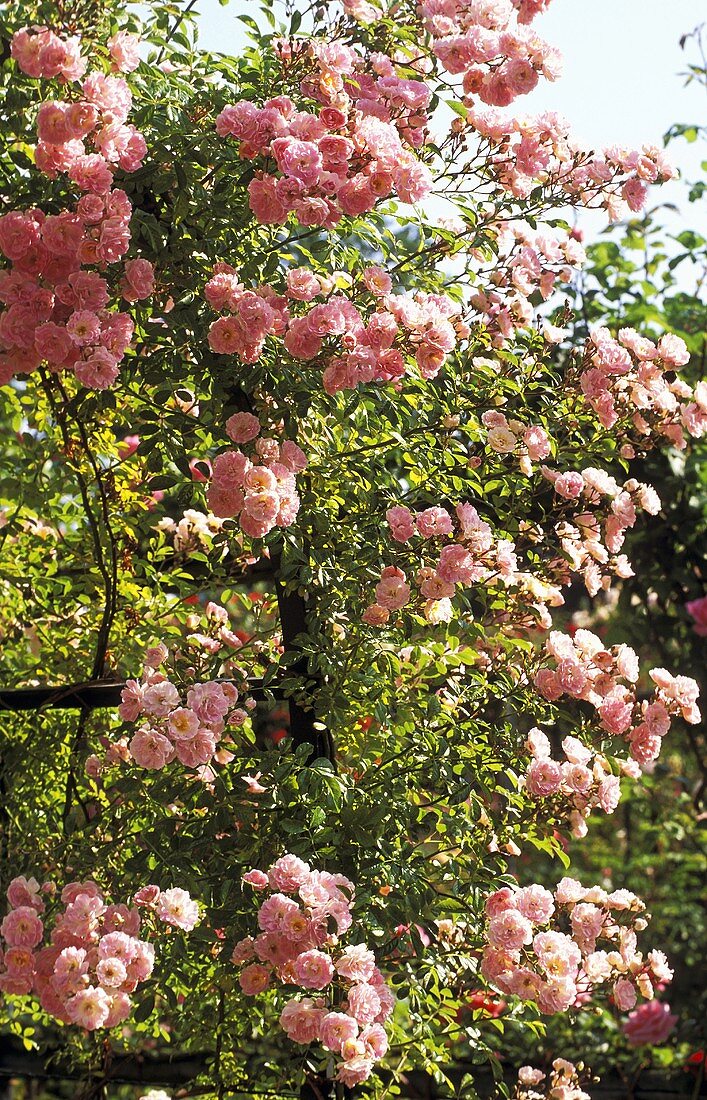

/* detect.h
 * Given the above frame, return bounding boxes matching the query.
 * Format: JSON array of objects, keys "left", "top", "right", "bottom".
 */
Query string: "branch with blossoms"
[
  {"left": 0, "top": 875, "right": 199, "bottom": 1030},
  {"left": 481, "top": 877, "right": 672, "bottom": 1015},
  {"left": 233, "top": 855, "right": 395, "bottom": 1089}
]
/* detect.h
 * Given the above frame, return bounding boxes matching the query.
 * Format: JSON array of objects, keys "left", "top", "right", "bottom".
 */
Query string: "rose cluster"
[
  {"left": 0, "top": 28, "right": 153, "bottom": 391},
  {"left": 12, "top": 26, "right": 145, "bottom": 186},
  {"left": 580, "top": 327, "right": 706, "bottom": 449},
  {"left": 422, "top": 0, "right": 563, "bottom": 108},
  {"left": 233, "top": 855, "right": 394, "bottom": 1087},
  {"left": 342, "top": 0, "right": 673, "bottom": 222},
  {"left": 205, "top": 262, "right": 463, "bottom": 396},
  {"left": 541, "top": 466, "right": 661, "bottom": 597},
  {"left": 157, "top": 508, "right": 226, "bottom": 557},
  {"left": 0, "top": 875, "right": 198, "bottom": 1029},
  {"left": 365, "top": 500, "right": 518, "bottom": 626},
  {"left": 523, "top": 727, "right": 627, "bottom": 838},
  {"left": 466, "top": 106, "right": 676, "bottom": 221},
  {"left": 217, "top": 41, "right": 433, "bottom": 227},
  {"left": 481, "top": 877, "right": 672, "bottom": 1014},
  {"left": 205, "top": 404, "right": 307, "bottom": 538},
  {"left": 469, "top": 220, "right": 586, "bottom": 346},
  {"left": 514, "top": 1059, "right": 590, "bottom": 1100},
  {"left": 98, "top": 604, "right": 257, "bottom": 774},
  {"left": 0, "top": 196, "right": 150, "bottom": 389},
  {"left": 534, "top": 629, "right": 701, "bottom": 767}
]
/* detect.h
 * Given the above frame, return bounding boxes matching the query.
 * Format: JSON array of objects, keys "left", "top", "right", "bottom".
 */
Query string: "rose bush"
[{"left": 0, "top": 0, "right": 703, "bottom": 1096}]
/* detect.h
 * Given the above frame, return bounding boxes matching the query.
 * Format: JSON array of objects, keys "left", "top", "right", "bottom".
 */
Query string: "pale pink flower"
[
  {"left": 613, "top": 977, "right": 638, "bottom": 1011},
  {"left": 268, "top": 855, "right": 311, "bottom": 893},
  {"left": 243, "top": 869, "right": 269, "bottom": 890},
  {"left": 96, "top": 956, "right": 127, "bottom": 988},
  {"left": 657, "top": 334, "right": 689, "bottom": 368},
  {"left": 488, "top": 909, "right": 533, "bottom": 951},
  {"left": 129, "top": 728, "right": 174, "bottom": 770},
  {"left": 7, "top": 876, "right": 44, "bottom": 912},
  {"left": 415, "top": 506, "right": 453, "bottom": 538},
  {"left": 239, "top": 962, "right": 271, "bottom": 994},
  {"left": 320, "top": 1011, "right": 359, "bottom": 1053},
  {"left": 335, "top": 944, "right": 376, "bottom": 983},
  {"left": 1, "top": 906, "right": 43, "bottom": 948},
  {"left": 347, "top": 982, "right": 382, "bottom": 1024},
  {"left": 386, "top": 505, "right": 415, "bottom": 542},
  {"left": 526, "top": 758, "right": 561, "bottom": 797},
  {"left": 336, "top": 1056, "right": 374, "bottom": 1086},
  {"left": 156, "top": 888, "right": 199, "bottom": 931},
  {"left": 516, "top": 885, "right": 554, "bottom": 924},
  {"left": 292, "top": 949, "right": 334, "bottom": 990},
  {"left": 279, "top": 996, "right": 326, "bottom": 1043},
  {"left": 485, "top": 887, "right": 518, "bottom": 919},
  {"left": 108, "top": 31, "right": 141, "bottom": 72},
  {"left": 226, "top": 412, "right": 261, "bottom": 443},
  {"left": 65, "top": 985, "right": 111, "bottom": 1030},
  {"left": 375, "top": 566, "right": 410, "bottom": 610}
]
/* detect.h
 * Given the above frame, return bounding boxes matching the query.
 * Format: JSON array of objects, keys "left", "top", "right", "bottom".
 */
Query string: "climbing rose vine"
[{"left": 0, "top": 0, "right": 703, "bottom": 1096}]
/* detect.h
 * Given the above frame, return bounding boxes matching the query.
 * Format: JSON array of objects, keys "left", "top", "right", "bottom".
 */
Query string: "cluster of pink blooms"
[
  {"left": 622, "top": 999, "right": 677, "bottom": 1047},
  {"left": 205, "top": 262, "right": 463, "bottom": 395},
  {"left": 523, "top": 727, "right": 625, "bottom": 838},
  {"left": 482, "top": 408, "right": 553, "bottom": 468},
  {"left": 0, "top": 875, "right": 198, "bottom": 1029},
  {"left": 534, "top": 629, "right": 701, "bottom": 768},
  {"left": 470, "top": 221, "right": 585, "bottom": 346},
  {"left": 96, "top": 606, "right": 257, "bottom": 774},
  {"left": 217, "top": 39, "right": 433, "bottom": 228},
  {"left": 421, "top": 0, "right": 563, "bottom": 109},
  {"left": 204, "top": 408, "right": 307, "bottom": 538},
  {"left": 364, "top": 499, "right": 518, "bottom": 625},
  {"left": 233, "top": 855, "right": 394, "bottom": 1087},
  {"left": 467, "top": 107, "right": 676, "bottom": 220},
  {"left": 481, "top": 877, "right": 672, "bottom": 1015},
  {"left": 0, "top": 28, "right": 153, "bottom": 391},
  {"left": 580, "top": 328, "right": 706, "bottom": 449},
  {"left": 541, "top": 466, "right": 662, "bottom": 597},
  {"left": 12, "top": 26, "right": 145, "bottom": 184},
  {"left": 338, "top": 1, "right": 673, "bottom": 220},
  {"left": 513, "top": 1059, "right": 590, "bottom": 1100}
]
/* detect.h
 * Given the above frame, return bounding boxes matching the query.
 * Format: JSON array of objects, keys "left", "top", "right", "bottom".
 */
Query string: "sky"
[{"left": 194, "top": 0, "right": 707, "bottom": 234}]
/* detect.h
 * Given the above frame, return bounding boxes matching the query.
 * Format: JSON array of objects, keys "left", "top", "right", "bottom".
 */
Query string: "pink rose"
[
  {"left": 108, "top": 31, "right": 141, "bottom": 73},
  {"left": 121, "top": 258, "right": 155, "bottom": 302},
  {"left": 526, "top": 758, "right": 562, "bottom": 797},
  {"left": 657, "top": 334, "right": 689, "bottom": 368},
  {"left": 129, "top": 728, "right": 174, "bottom": 769},
  {"left": 554, "top": 471, "right": 585, "bottom": 499},
  {"left": 375, "top": 566, "right": 410, "bottom": 611},
  {"left": 239, "top": 962, "right": 271, "bottom": 994},
  {"left": 335, "top": 944, "right": 376, "bottom": 984},
  {"left": 279, "top": 996, "right": 326, "bottom": 1043},
  {"left": 488, "top": 909, "right": 533, "bottom": 951},
  {"left": 623, "top": 1000, "right": 677, "bottom": 1046},
  {"left": 156, "top": 887, "right": 199, "bottom": 931},
  {"left": 415, "top": 506, "right": 453, "bottom": 538},
  {"left": 346, "top": 982, "right": 382, "bottom": 1024},
  {"left": 66, "top": 985, "right": 111, "bottom": 1030},
  {"left": 386, "top": 505, "right": 415, "bottom": 543},
  {"left": 0, "top": 906, "right": 43, "bottom": 948},
  {"left": 292, "top": 949, "right": 334, "bottom": 990},
  {"left": 320, "top": 1011, "right": 359, "bottom": 1053},
  {"left": 686, "top": 595, "right": 707, "bottom": 637},
  {"left": 226, "top": 412, "right": 261, "bottom": 443}
]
